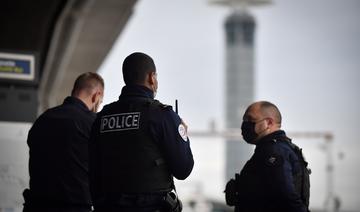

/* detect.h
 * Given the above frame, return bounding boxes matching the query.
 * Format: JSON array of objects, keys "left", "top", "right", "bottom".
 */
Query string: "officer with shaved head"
[
  {"left": 225, "top": 101, "right": 310, "bottom": 212},
  {"left": 23, "top": 72, "right": 104, "bottom": 212}
]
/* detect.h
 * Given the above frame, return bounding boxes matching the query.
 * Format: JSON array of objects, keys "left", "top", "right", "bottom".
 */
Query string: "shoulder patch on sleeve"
[
  {"left": 265, "top": 154, "right": 283, "bottom": 167},
  {"left": 178, "top": 124, "right": 188, "bottom": 142}
]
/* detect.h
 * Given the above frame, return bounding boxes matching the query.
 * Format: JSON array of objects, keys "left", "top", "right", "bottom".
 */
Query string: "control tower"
[{"left": 211, "top": 0, "right": 271, "bottom": 180}]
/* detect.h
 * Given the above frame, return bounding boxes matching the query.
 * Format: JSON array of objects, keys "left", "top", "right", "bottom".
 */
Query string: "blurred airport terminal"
[{"left": 1, "top": 0, "right": 359, "bottom": 211}]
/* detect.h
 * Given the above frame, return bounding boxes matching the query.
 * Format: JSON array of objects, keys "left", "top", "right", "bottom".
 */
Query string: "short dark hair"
[
  {"left": 122, "top": 52, "right": 156, "bottom": 85},
  {"left": 71, "top": 72, "right": 104, "bottom": 96},
  {"left": 258, "top": 101, "right": 282, "bottom": 124}
]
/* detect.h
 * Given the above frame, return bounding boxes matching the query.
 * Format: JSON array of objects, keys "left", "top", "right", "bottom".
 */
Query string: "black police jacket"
[
  {"left": 235, "top": 130, "right": 308, "bottom": 212},
  {"left": 24, "top": 96, "right": 95, "bottom": 208},
  {"left": 89, "top": 85, "right": 194, "bottom": 201}
]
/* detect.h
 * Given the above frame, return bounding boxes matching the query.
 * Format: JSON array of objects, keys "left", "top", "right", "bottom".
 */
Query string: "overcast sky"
[{"left": 98, "top": 0, "right": 360, "bottom": 210}]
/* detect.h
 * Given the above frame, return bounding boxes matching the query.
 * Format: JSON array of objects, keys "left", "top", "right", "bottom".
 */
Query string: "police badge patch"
[
  {"left": 265, "top": 154, "right": 283, "bottom": 167},
  {"left": 268, "top": 157, "right": 276, "bottom": 164},
  {"left": 100, "top": 112, "right": 141, "bottom": 133},
  {"left": 178, "top": 124, "right": 188, "bottom": 142}
]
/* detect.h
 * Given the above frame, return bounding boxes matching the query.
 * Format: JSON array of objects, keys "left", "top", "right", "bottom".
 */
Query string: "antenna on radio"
[{"left": 175, "top": 99, "right": 178, "bottom": 114}]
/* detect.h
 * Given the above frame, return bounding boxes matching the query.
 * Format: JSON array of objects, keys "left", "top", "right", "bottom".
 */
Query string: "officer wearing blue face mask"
[{"left": 224, "top": 101, "right": 311, "bottom": 212}]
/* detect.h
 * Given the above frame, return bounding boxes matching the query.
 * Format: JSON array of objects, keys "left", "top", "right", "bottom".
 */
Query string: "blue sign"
[{"left": 0, "top": 52, "right": 35, "bottom": 81}]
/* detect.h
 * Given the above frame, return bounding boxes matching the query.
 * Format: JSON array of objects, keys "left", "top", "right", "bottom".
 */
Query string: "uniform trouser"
[
  {"left": 22, "top": 189, "right": 92, "bottom": 212},
  {"left": 93, "top": 193, "right": 170, "bottom": 212},
  {"left": 23, "top": 205, "right": 91, "bottom": 212},
  {"left": 94, "top": 206, "right": 167, "bottom": 212}
]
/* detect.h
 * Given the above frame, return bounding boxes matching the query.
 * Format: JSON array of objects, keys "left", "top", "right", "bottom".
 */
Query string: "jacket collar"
[
  {"left": 119, "top": 85, "right": 154, "bottom": 99},
  {"left": 256, "top": 130, "right": 289, "bottom": 146},
  {"left": 63, "top": 96, "right": 90, "bottom": 112}
]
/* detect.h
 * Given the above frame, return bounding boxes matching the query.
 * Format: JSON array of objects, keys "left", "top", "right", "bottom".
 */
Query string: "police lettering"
[{"left": 100, "top": 112, "right": 140, "bottom": 133}]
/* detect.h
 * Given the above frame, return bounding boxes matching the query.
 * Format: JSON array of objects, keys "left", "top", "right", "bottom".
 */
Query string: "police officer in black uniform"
[
  {"left": 225, "top": 101, "right": 310, "bottom": 212},
  {"left": 89, "top": 52, "right": 194, "bottom": 212},
  {"left": 23, "top": 72, "right": 104, "bottom": 212}
]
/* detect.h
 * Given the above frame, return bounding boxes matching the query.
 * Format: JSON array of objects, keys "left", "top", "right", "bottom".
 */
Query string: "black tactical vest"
[
  {"left": 95, "top": 97, "right": 172, "bottom": 193},
  {"left": 225, "top": 135, "right": 310, "bottom": 211},
  {"left": 287, "top": 141, "right": 311, "bottom": 209},
  {"left": 279, "top": 137, "right": 311, "bottom": 210}
]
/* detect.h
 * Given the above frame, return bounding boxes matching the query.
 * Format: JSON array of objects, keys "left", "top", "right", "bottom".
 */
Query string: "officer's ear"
[
  {"left": 148, "top": 71, "right": 157, "bottom": 85},
  {"left": 266, "top": 117, "right": 276, "bottom": 128},
  {"left": 91, "top": 92, "right": 97, "bottom": 103},
  {"left": 91, "top": 89, "right": 102, "bottom": 103}
]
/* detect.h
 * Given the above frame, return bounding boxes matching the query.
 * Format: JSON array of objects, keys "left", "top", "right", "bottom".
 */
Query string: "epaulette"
[
  {"left": 271, "top": 135, "right": 292, "bottom": 143},
  {"left": 151, "top": 100, "right": 173, "bottom": 110}
]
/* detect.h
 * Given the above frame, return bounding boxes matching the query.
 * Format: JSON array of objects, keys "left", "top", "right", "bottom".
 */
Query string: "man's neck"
[{"left": 73, "top": 95, "right": 91, "bottom": 111}]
